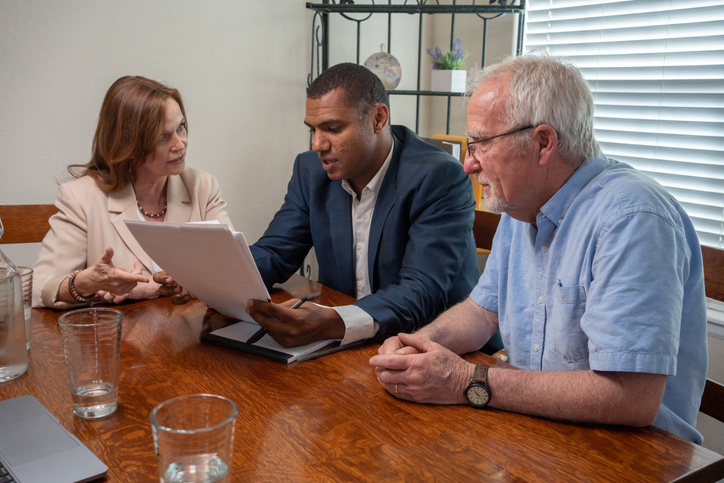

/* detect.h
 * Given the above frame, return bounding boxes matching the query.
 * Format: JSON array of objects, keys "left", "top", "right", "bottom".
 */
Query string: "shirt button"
[
  {"left": 541, "top": 245, "right": 548, "bottom": 253},
  {"left": 538, "top": 296, "right": 544, "bottom": 304},
  {"left": 533, "top": 344, "right": 540, "bottom": 352},
  {"left": 559, "top": 219, "right": 563, "bottom": 224}
]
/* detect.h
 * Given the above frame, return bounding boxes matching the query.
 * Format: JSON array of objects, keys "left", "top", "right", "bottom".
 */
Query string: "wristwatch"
[{"left": 464, "top": 364, "right": 491, "bottom": 409}]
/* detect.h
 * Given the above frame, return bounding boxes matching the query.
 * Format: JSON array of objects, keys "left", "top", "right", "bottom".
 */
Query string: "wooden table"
[{"left": 1, "top": 275, "right": 723, "bottom": 482}]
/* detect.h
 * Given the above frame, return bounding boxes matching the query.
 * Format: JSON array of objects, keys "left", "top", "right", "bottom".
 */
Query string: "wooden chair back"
[
  {"left": 473, "top": 210, "right": 501, "bottom": 255},
  {"left": 700, "top": 245, "right": 724, "bottom": 422},
  {"left": 0, "top": 204, "right": 58, "bottom": 244},
  {"left": 702, "top": 245, "right": 724, "bottom": 302},
  {"left": 700, "top": 378, "right": 724, "bottom": 422}
]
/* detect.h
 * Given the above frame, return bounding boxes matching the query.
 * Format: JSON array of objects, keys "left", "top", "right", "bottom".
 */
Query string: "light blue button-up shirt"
[{"left": 471, "top": 153, "right": 708, "bottom": 443}]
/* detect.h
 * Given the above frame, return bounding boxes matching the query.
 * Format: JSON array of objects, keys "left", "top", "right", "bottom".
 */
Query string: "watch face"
[{"left": 467, "top": 385, "right": 490, "bottom": 407}]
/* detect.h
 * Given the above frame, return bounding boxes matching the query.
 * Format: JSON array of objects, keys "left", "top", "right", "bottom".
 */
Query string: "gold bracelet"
[{"left": 68, "top": 270, "right": 93, "bottom": 302}]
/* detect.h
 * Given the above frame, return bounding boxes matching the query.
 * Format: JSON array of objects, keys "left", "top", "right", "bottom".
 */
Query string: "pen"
[
  {"left": 246, "top": 292, "right": 322, "bottom": 344},
  {"left": 296, "top": 338, "right": 367, "bottom": 363},
  {"left": 290, "top": 291, "right": 321, "bottom": 309}
]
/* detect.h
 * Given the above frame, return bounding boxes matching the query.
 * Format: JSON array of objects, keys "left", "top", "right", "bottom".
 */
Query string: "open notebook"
[{"left": 201, "top": 318, "right": 337, "bottom": 363}]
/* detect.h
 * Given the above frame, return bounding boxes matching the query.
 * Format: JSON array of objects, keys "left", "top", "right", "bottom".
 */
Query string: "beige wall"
[{"left": 0, "top": 0, "right": 312, "bottom": 265}]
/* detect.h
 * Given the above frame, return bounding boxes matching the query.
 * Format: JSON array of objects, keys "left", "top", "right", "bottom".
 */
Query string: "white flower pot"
[{"left": 431, "top": 69, "right": 467, "bottom": 93}]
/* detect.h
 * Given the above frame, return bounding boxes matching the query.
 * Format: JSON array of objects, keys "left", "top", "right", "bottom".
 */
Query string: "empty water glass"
[
  {"left": 150, "top": 394, "right": 237, "bottom": 483},
  {"left": 58, "top": 308, "right": 122, "bottom": 418}
]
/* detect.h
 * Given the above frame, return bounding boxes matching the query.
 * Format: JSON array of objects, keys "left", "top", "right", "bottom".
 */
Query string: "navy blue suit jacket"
[{"left": 250, "top": 125, "right": 479, "bottom": 340}]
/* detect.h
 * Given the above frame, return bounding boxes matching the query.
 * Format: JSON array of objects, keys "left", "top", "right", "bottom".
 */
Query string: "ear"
[
  {"left": 370, "top": 103, "right": 390, "bottom": 134},
  {"left": 533, "top": 124, "right": 558, "bottom": 167}
]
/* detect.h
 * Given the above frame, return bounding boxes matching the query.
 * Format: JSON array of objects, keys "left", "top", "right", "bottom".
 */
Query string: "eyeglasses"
[{"left": 467, "top": 125, "right": 534, "bottom": 157}]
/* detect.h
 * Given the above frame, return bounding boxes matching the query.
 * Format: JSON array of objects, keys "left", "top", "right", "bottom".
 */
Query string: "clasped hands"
[{"left": 369, "top": 333, "right": 475, "bottom": 405}]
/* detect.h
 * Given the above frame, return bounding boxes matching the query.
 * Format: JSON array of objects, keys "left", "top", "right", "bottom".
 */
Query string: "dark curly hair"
[{"left": 307, "top": 63, "right": 389, "bottom": 121}]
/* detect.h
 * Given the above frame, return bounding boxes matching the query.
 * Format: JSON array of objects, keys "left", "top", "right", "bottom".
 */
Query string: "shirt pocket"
[{"left": 547, "top": 285, "right": 589, "bottom": 368}]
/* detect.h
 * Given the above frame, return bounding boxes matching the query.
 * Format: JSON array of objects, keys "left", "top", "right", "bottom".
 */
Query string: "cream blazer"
[{"left": 33, "top": 167, "right": 233, "bottom": 309}]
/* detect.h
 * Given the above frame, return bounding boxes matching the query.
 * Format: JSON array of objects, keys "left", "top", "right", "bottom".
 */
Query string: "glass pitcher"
[{"left": 0, "top": 217, "right": 28, "bottom": 382}]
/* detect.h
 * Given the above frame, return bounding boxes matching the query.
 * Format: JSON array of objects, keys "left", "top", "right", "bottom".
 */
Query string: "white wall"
[{"left": 1, "top": 0, "right": 312, "bottom": 265}]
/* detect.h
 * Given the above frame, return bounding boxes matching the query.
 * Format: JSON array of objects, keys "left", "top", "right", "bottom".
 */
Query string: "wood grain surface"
[{"left": 1, "top": 274, "right": 722, "bottom": 482}]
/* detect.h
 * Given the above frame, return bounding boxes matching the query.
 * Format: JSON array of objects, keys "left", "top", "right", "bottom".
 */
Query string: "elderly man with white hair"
[{"left": 370, "top": 54, "right": 708, "bottom": 444}]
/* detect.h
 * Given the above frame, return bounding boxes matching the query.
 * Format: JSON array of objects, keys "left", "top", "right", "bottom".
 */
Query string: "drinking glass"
[
  {"left": 150, "top": 394, "right": 237, "bottom": 483},
  {"left": 58, "top": 307, "right": 122, "bottom": 418}
]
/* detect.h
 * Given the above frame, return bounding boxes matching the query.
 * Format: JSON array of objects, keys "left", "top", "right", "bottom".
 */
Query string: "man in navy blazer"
[{"left": 246, "top": 63, "right": 478, "bottom": 348}]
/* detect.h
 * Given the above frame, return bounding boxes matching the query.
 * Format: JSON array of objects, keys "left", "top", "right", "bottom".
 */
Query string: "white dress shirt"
[{"left": 332, "top": 139, "right": 394, "bottom": 345}]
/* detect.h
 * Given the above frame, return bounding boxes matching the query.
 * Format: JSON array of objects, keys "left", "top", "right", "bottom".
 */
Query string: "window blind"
[{"left": 524, "top": 0, "right": 724, "bottom": 248}]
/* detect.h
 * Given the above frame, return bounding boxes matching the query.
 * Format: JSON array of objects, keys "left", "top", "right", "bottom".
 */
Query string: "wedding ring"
[{"left": 395, "top": 384, "right": 399, "bottom": 394}]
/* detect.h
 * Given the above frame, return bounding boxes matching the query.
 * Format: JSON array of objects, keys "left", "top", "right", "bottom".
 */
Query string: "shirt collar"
[
  {"left": 538, "top": 152, "right": 612, "bottom": 227},
  {"left": 342, "top": 138, "right": 395, "bottom": 199}
]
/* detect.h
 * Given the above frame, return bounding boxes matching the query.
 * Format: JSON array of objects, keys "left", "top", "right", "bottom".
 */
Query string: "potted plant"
[{"left": 427, "top": 38, "right": 469, "bottom": 93}]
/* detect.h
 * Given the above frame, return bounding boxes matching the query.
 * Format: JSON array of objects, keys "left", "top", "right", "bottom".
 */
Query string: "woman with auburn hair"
[{"left": 32, "top": 76, "right": 233, "bottom": 308}]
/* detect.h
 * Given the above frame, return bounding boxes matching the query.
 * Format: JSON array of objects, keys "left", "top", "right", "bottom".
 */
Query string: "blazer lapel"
[
  {"left": 328, "top": 184, "right": 355, "bottom": 296},
  {"left": 367, "top": 136, "right": 402, "bottom": 289},
  {"left": 109, "top": 184, "right": 154, "bottom": 272},
  {"left": 165, "top": 174, "right": 192, "bottom": 223}
]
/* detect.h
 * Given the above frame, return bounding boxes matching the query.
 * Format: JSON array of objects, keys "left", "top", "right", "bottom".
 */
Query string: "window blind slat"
[
  {"left": 593, "top": 93, "right": 724, "bottom": 109},
  {"left": 600, "top": 141, "right": 724, "bottom": 166},
  {"left": 589, "top": 79, "right": 724, "bottom": 94},
  {"left": 594, "top": 105, "right": 724, "bottom": 122},
  {"left": 580, "top": 65, "right": 724, "bottom": 81}
]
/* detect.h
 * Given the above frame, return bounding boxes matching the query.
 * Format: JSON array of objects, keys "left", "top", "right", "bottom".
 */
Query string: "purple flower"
[
  {"left": 453, "top": 38, "right": 462, "bottom": 52},
  {"left": 427, "top": 38, "right": 468, "bottom": 69}
]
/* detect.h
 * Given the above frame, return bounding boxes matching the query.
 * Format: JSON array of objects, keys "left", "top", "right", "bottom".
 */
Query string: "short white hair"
[{"left": 466, "top": 54, "right": 599, "bottom": 165}]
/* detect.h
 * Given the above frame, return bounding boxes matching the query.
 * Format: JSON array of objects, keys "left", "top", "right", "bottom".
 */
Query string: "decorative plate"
[{"left": 364, "top": 48, "right": 402, "bottom": 90}]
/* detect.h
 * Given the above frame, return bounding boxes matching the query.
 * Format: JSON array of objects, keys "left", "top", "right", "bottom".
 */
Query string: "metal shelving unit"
[{"left": 306, "top": 1, "right": 526, "bottom": 134}]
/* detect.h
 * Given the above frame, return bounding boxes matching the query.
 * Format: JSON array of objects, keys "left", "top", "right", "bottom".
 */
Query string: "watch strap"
[{"left": 472, "top": 364, "right": 489, "bottom": 385}]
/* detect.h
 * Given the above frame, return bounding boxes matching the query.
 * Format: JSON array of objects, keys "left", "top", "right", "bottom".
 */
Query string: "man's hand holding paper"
[{"left": 154, "top": 271, "right": 195, "bottom": 304}]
